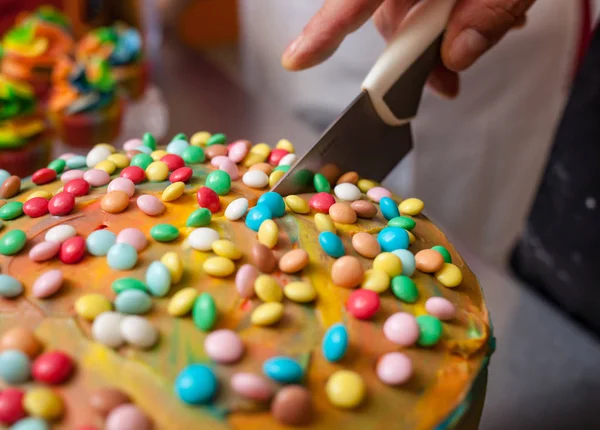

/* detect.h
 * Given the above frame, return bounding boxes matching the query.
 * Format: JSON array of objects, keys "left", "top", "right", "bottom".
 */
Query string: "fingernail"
[
  {"left": 282, "top": 36, "right": 303, "bottom": 66},
  {"left": 448, "top": 29, "right": 489, "bottom": 71}
]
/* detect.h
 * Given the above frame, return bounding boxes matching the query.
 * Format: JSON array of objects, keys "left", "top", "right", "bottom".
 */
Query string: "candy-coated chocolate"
[
  {"left": 212, "top": 239, "right": 242, "bottom": 260},
  {"left": 325, "top": 370, "right": 365, "bottom": 409},
  {"left": 206, "top": 170, "right": 232, "bottom": 195},
  {"left": 188, "top": 227, "right": 219, "bottom": 251},
  {"left": 258, "top": 219, "right": 278, "bottom": 248},
  {"left": 32, "top": 269, "right": 64, "bottom": 298},
  {"left": 10, "top": 417, "right": 49, "bottom": 430},
  {"left": 377, "top": 226, "right": 410, "bottom": 252},
  {"left": 228, "top": 140, "right": 251, "bottom": 163},
  {"left": 388, "top": 216, "right": 416, "bottom": 230},
  {"left": 309, "top": 192, "right": 335, "bottom": 213},
  {"left": 107, "top": 243, "right": 138, "bottom": 270},
  {"left": 145, "top": 161, "right": 169, "bottom": 182},
  {"left": 379, "top": 196, "right": 400, "bottom": 220},
  {"left": 0, "top": 230, "right": 26, "bottom": 256},
  {"left": 26, "top": 190, "right": 52, "bottom": 201},
  {"left": 416, "top": 315, "right": 443, "bottom": 347},
  {"left": 425, "top": 297, "right": 457, "bottom": 320},
  {"left": 175, "top": 364, "right": 218, "bottom": 405},
  {"left": 167, "top": 288, "right": 197, "bottom": 316},
  {"left": 116, "top": 228, "right": 147, "bottom": 251},
  {"left": 0, "top": 327, "right": 41, "bottom": 358},
  {"left": 245, "top": 205, "right": 272, "bottom": 231},
  {"left": 114, "top": 289, "right": 152, "bottom": 315},
  {"left": 314, "top": 213, "right": 336, "bottom": 233},
  {"left": 74, "top": 294, "right": 112, "bottom": 321},
  {"left": 336, "top": 171, "right": 359, "bottom": 185},
  {"left": 161, "top": 154, "right": 185, "bottom": 171},
  {"left": 83, "top": 169, "right": 110, "bottom": 187},
  {"left": 95, "top": 160, "right": 117, "bottom": 174},
  {"left": 120, "top": 315, "right": 159, "bottom": 348},
  {"left": 351, "top": 232, "right": 380, "bottom": 258},
  {"left": 224, "top": 198, "right": 248, "bottom": 220},
  {"left": 251, "top": 302, "right": 284, "bottom": 326},
  {"left": 263, "top": 356, "right": 303, "bottom": 384},
  {"left": 251, "top": 243, "right": 277, "bottom": 273},
  {"left": 331, "top": 256, "right": 363, "bottom": 288},
  {"left": 279, "top": 248, "right": 309, "bottom": 273},
  {"left": 235, "top": 264, "right": 258, "bottom": 298},
  {"left": 399, "top": 198, "right": 424, "bottom": 216},
  {"left": 23, "top": 387, "right": 63, "bottom": 420},
  {"left": 31, "top": 351, "right": 73, "bottom": 384},
  {"left": 0, "top": 274, "right": 23, "bottom": 298},
  {"left": 48, "top": 159, "right": 67, "bottom": 173},
  {"left": 186, "top": 207, "right": 212, "bottom": 227},
  {"left": 278, "top": 153, "right": 297, "bottom": 166},
  {"left": 432, "top": 245, "right": 453, "bottom": 263},
  {"left": 231, "top": 373, "right": 273, "bottom": 401},
  {"left": 192, "top": 293, "right": 217, "bottom": 331},
  {"left": 329, "top": 202, "right": 357, "bottom": 224},
  {"left": 162, "top": 181, "right": 185, "bottom": 202},
  {"left": 334, "top": 183, "right": 361, "bottom": 201},
  {"left": 319, "top": 231, "right": 344, "bottom": 258},
  {"left": 66, "top": 155, "right": 86, "bottom": 169},
  {"left": 45, "top": 225, "right": 76, "bottom": 243},
  {"left": 257, "top": 192, "right": 285, "bottom": 217},
  {"left": 383, "top": 312, "right": 420, "bottom": 346},
  {"left": 392, "top": 249, "right": 416, "bottom": 277},
  {"left": 434, "top": 263, "right": 463, "bottom": 287},
  {"left": 205, "top": 144, "right": 228, "bottom": 160},
  {"left": 0, "top": 350, "right": 31, "bottom": 384},
  {"left": 32, "top": 168, "right": 57, "bottom": 185},
  {"left": 169, "top": 166, "right": 193, "bottom": 183},
  {"left": 161, "top": 251, "right": 184, "bottom": 283},
  {"left": 108, "top": 178, "right": 136, "bottom": 197},
  {"left": 63, "top": 178, "right": 90, "bottom": 197},
  {"left": 268, "top": 148, "right": 288, "bottom": 166},
  {"left": 0, "top": 388, "right": 26, "bottom": 425},
  {"left": 190, "top": 131, "right": 211, "bottom": 146},
  {"left": 182, "top": 145, "right": 205, "bottom": 164},
  {"left": 249, "top": 162, "right": 273, "bottom": 175},
  {"left": 322, "top": 323, "right": 348, "bottom": 362},
  {"left": 284, "top": 195, "right": 310, "bottom": 214},
  {"left": 283, "top": 281, "right": 316, "bottom": 303},
  {"left": 271, "top": 385, "right": 312, "bottom": 426},
  {"left": 373, "top": 252, "right": 403, "bottom": 277},
  {"left": 0, "top": 201, "right": 23, "bottom": 220},
  {"left": 120, "top": 166, "right": 146, "bottom": 184},
  {"left": 101, "top": 191, "right": 130, "bottom": 214},
  {"left": 92, "top": 312, "right": 125, "bottom": 348},
  {"left": 0, "top": 176, "right": 20, "bottom": 199},
  {"left": 150, "top": 224, "right": 180, "bottom": 242},
  {"left": 204, "top": 329, "right": 244, "bottom": 363},
  {"left": 415, "top": 249, "right": 445, "bottom": 273},
  {"left": 366, "top": 186, "right": 391, "bottom": 202},
  {"left": 255, "top": 275, "right": 282, "bottom": 302},
  {"left": 137, "top": 194, "right": 165, "bottom": 216},
  {"left": 108, "top": 153, "right": 130, "bottom": 169},
  {"left": 105, "top": 404, "right": 152, "bottom": 430},
  {"left": 203, "top": 256, "right": 235, "bottom": 277},
  {"left": 313, "top": 173, "right": 331, "bottom": 193},
  {"left": 243, "top": 170, "right": 269, "bottom": 188},
  {"left": 196, "top": 186, "right": 221, "bottom": 213},
  {"left": 29, "top": 241, "right": 61, "bottom": 262},
  {"left": 59, "top": 236, "right": 86, "bottom": 264},
  {"left": 361, "top": 269, "right": 390, "bottom": 293},
  {"left": 86, "top": 146, "right": 112, "bottom": 168},
  {"left": 90, "top": 388, "right": 131, "bottom": 417},
  {"left": 86, "top": 230, "right": 117, "bottom": 256},
  {"left": 146, "top": 261, "right": 172, "bottom": 296},
  {"left": 22, "top": 197, "right": 47, "bottom": 219},
  {"left": 48, "top": 192, "right": 75, "bottom": 216},
  {"left": 268, "top": 170, "right": 285, "bottom": 188},
  {"left": 377, "top": 352, "right": 413, "bottom": 385},
  {"left": 391, "top": 275, "right": 419, "bottom": 303},
  {"left": 346, "top": 289, "right": 380, "bottom": 320}
]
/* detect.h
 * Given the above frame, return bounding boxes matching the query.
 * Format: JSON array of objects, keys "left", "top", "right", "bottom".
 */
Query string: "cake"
[{"left": 0, "top": 134, "right": 493, "bottom": 429}]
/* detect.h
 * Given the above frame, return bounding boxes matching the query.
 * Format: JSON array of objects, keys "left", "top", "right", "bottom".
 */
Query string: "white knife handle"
[{"left": 361, "top": 0, "right": 457, "bottom": 126}]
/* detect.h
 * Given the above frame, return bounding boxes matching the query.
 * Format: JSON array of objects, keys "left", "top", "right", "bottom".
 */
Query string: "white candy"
[
  {"left": 86, "top": 146, "right": 112, "bottom": 168},
  {"left": 92, "top": 312, "right": 125, "bottom": 348},
  {"left": 242, "top": 170, "right": 269, "bottom": 189},
  {"left": 188, "top": 227, "right": 220, "bottom": 251},
  {"left": 278, "top": 153, "right": 297, "bottom": 167},
  {"left": 334, "top": 183, "right": 362, "bottom": 201},
  {"left": 120, "top": 315, "right": 158, "bottom": 349},
  {"left": 45, "top": 224, "right": 76, "bottom": 243},
  {"left": 225, "top": 198, "right": 249, "bottom": 220},
  {"left": 107, "top": 178, "right": 136, "bottom": 197}
]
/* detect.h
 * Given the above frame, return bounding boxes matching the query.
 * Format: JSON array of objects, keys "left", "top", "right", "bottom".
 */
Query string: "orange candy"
[
  {"left": 415, "top": 249, "right": 445, "bottom": 273},
  {"left": 329, "top": 203, "right": 357, "bottom": 224},
  {"left": 0, "top": 327, "right": 43, "bottom": 358},
  {"left": 101, "top": 191, "right": 130, "bottom": 214},
  {"left": 331, "top": 256, "right": 364, "bottom": 288}
]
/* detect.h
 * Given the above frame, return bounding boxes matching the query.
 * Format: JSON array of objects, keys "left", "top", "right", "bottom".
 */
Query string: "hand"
[{"left": 281, "top": 0, "right": 534, "bottom": 98}]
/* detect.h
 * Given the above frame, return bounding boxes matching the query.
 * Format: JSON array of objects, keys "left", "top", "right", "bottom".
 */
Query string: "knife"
[{"left": 272, "top": 0, "right": 457, "bottom": 196}]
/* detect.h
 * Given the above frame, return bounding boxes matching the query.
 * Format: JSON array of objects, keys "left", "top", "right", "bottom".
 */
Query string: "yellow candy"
[
  {"left": 435, "top": 263, "right": 463, "bottom": 288},
  {"left": 325, "top": 370, "right": 366, "bottom": 409},
  {"left": 108, "top": 153, "right": 130, "bottom": 169},
  {"left": 314, "top": 213, "right": 336, "bottom": 233},
  {"left": 145, "top": 161, "right": 169, "bottom": 182},
  {"left": 54, "top": 187, "right": 64, "bottom": 195},
  {"left": 269, "top": 170, "right": 285, "bottom": 188},
  {"left": 284, "top": 281, "right": 317, "bottom": 303},
  {"left": 161, "top": 252, "right": 184, "bottom": 284},
  {"left": 258, "top": 219, "right": 278, "bottom": 248},
  {"left": 285, "top": 195, "right": 310, "bottom": 214},
  {"left": 243, "top": 143, "right": 271, "bottom": 167},
  {"left": 168, "top": 287, "right": 198, "bottom": 316},
  {"left": 251, "top": 302, "right": 284, "bottom": 326},
  {"left": 203, "top": 256, "right": 235, "bottom": 277},
  {"left": 94, "top": 143, "right": 116, "bottom": 153},
  {"left": 361, "top": 269, "right": 390, "bottom": 293},
  {"left": 357, "top": 179, "right": 378, "bottom": 193},
  {"left": 151, "top": 149, "right": 169, "bottom": 161},
  {"left": 26, "top": 190, "right": 52, "bottom": 201},
  {"left": 191, "top": 131, "right": 212, "bottom": 146},
  {"left": 95, "top": 159, "right": 116, "bottom": 174},
  {"left": 162, "top": 181, "right": 185, "bottom": 202},
  {"left": 24, "top": 387, "right": 63, "bottom": 420},
  {"left": 276, "top": 138, "right": 295, "bottom": 153},
  {"left": 373, "top": 252, "right": 403, "bottom": 277},
  {"left": 399, "top": 198, "right": 424, "bottom": 216},
  {"left": 212, "top": 239, "right": 242, "bottom": 260},
  {"left": 74, "top": 294, "right": 112, "bottom": 321},
  {"left": 254, "top": 275, "right": 283, "bottom": 302},
  {"left": 407, "top": 230, "right": 416, "bottom": 244}
]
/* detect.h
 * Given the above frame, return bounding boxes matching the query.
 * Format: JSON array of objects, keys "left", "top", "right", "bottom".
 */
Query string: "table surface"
[{"left": 154, "top": 41, "right": 600, "bottom": 430}]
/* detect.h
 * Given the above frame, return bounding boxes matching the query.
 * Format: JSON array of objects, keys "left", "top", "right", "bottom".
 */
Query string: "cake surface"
[{"left": 0, "top": 136, "right": 492, "bottom": 429}]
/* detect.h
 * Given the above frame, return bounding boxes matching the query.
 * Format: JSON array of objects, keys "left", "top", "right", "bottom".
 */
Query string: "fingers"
[
  {"left": 442, "top": 0, "right": 536, "bottom": 71},
  {"left": 427, "top": 63, "right": 460, "bottom": 99},
  {"left": 282, "top": 0, "right": 384, "bottom": 71}
]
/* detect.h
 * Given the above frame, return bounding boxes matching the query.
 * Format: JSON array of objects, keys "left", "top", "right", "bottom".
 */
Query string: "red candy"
[
  {"left": 0, "top": 388, "right": 25, "bottom": 425},
  {"left": 346, "top": 289, "right": 380, "bottom": 320},
  {"left": 309, "top": 192, "right": 336, "bottom": 213},
  {"left": 32, "top": 168, "right": 57, "bottom": 185},
  {"left": 161, "top": 154, "right": 185, "bottom": 171},
  {"left": 60, "top": 236, "right": 86, "bottom": 264},
  {"left": 268, "top": 149, "right": 289, "bottom": 166},
  {"left": 32, "top": 351, "right": 74, "bottom": 384},
  {"left": 64, "top": 178, "right": 90, "bottom": 197},
  {"left": 197, "top": 186, "right": 221, "bottom": 213},
  {"left": 169, "top": 167, "right": 193, "bottom": 183},
  {"left": 23, "top": 197, "right": 49, "bottom": 218},
  {"left": 48, "top": 192, "right": 75, "bottom": 216},
  {"left": 120, "top": 166, "right": 146, "bottom": 184}
]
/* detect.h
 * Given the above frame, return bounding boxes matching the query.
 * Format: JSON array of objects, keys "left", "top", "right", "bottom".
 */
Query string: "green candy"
[
  {"left": 193, "top": 292, "right": 217, "bottom": 331},
  {"left": 172, "top": 133, "right": 187, "bottom": 142},
  {"left": 206, "top": 133, "right": 226, "bottom": 146},
  {"left": 273, "top": 165, "right": 290, "bottom": 173},
  {"left": 205, "top": 170, "right": 231, "bottom": 195},
  {"left": 182, "top": 145, "right": 205, "bottom": 164},
  {"left": 186, "top": 208, "right": 211, "bottom": 227},
  {"left": 0, "top": 202, "right": 23, "bottom": 221},
  {"left": 112, "top": 277, "right": 148, "bottom": 294},
  {"left": 391, "top": 275, "right": 419, "bottom": 303},
  {"left": 142, "top": 132, "right": 157, "bottom": 150},
  {"left": 47, "top": 159, "right": 66, "bottom": 174},
  {"left": 150, "top": 224, "right": 180, "bottom": 242},
  {"left": 130, "top": 153, "right": 154, "bottom": 170},
  {"left": 313, "top": 173, "right": 331, "bottom": 193},
  {"left": 416, "top": 315, "right": 443, "bottom": 347},
  {"left": 431, "top": 245, "right": 452, "bottom": 263},
  {"left": 388, "top": 216, "right": 416, "bottom": 230},
  {"left": 0, "top": 229, "right": 27, "bottom": 255}
]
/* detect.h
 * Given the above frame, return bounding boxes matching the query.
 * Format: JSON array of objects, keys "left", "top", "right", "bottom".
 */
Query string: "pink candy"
[
  {"left": 367, "top": 186, "right": 392, "bottom": 203},
  {"left": 29, "top": 241, "right": 61, "bottom": 262},
  {"left": 376, "top": 352, "right": 413, "bottom": 385},
  {"left": 231, "top": 372, "right": 274, "bottom": 401},
  {"left": 210, "top": 156, "right": 229, "bottom": 167},
  {"left": 383, "top": 312, "right": 420, "bottom": 346},
  {"left": 235, "top": 264, "right": 258, "bottom": 298},
  {"left": 32, "top": 269, "right": 64, "bottom": 298},
  {"left": 84, "top": 169, "right": 111, "bottom": 187},
  {"left": 204, "top": 329, "right": 244, "bottom": 363},
  {"left": 61, "top": 169, "right": 85, "bottom": 183},
  {"left": 425, "top": 297, "right": 456, "bottom": 320},
  {"left": 211, "top": 156, "right": 239, "bottom": 180},
  {"left": 136, "top": 194, "right": 165, "bottom": 216},
  {"left": 105, "top": 404, "right": 152, "bottom": 430},
  {"left": 123, "top": 138, "right": 143, "bottom": 151},
  {"left": 228, "top": 141, "right": 250, "bottom": 163},
  {"left": 117, "top": 228, "right": 147, "bottom": 251},
  {"left": 108, "top": 178, "right": 136, "bottom": 197}
]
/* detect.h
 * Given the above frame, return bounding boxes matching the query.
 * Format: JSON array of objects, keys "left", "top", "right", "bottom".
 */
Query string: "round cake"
[{"left": 0, "top": 134, "right": 492, "bottom": 429}]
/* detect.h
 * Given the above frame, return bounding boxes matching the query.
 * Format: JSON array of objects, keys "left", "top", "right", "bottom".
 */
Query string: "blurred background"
[{"left": 1, "top": 0, "right": 600, "bottom": 428}]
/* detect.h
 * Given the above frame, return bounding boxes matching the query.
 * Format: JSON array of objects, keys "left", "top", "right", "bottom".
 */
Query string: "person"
[{"left": 239, "top": 0, "right": 588, "bottom": 264}]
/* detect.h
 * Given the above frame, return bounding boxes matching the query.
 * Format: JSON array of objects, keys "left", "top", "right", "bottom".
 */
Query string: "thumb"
[{"left": 442, "top": 0, "right": 536, "bottom": 71}]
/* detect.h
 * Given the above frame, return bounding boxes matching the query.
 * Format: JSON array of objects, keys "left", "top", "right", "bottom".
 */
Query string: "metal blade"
[{"left": 272, "top": 91, "right": 413, "bottom": 196}]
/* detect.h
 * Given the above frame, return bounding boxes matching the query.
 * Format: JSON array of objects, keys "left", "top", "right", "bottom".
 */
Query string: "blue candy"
[
  {"left": 322, "top": 323, "right": 348, "bottom": 362},
  {"left": 175, "top": 364, "right": 218, "bottom": 404},
  {"left": 377, "top": 226, "right": 409, "bottom": 252},
  {"left": 136, "top": 145, "right": 153, "bottom": 155},
  {"left": 0, "top": 274, "right": 23, "bottom": 298},
  {"left": 257, "top": 192, "right": 286, "bottom": 217},
  {"left": 379, "top": 196, "right": 400, "bottom": 221},
  {"left": 11, "top": 418, "right": 49, "bottom": 430},
  {"left": 107, "top": 243, "right": 138, "bottom": 270},
  {"left": 66, "top": 155, "right": 87, "bottom": 169},
  {"left": 146, "top": 261, "right": 172, "bottom": 297},
  {"left": 114, "top": 289, "right": 152, "bottom": 314},
  {"left": 319, "top": 231, "right": 345, "bottom": 258},
  {"left": 86, "top": 229, "right": 117, "bottom": 256},
  {"left": 0, "top": 169, "right": 11, "bottom": 185},
  {"left": 245, "top": 205, "right": 272, "bottom": 231},
  {"left": 263, "top": 356, "right": 304, "bottom": 384},
  {"left": 166, "top": 139, "right": 190, "bottom": 156},
  {"left": 392, "top": 249, "right": 416, "bottom": 277},
  {"left": 0, "top": 350, "right": 31, "bottom": 384}
]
